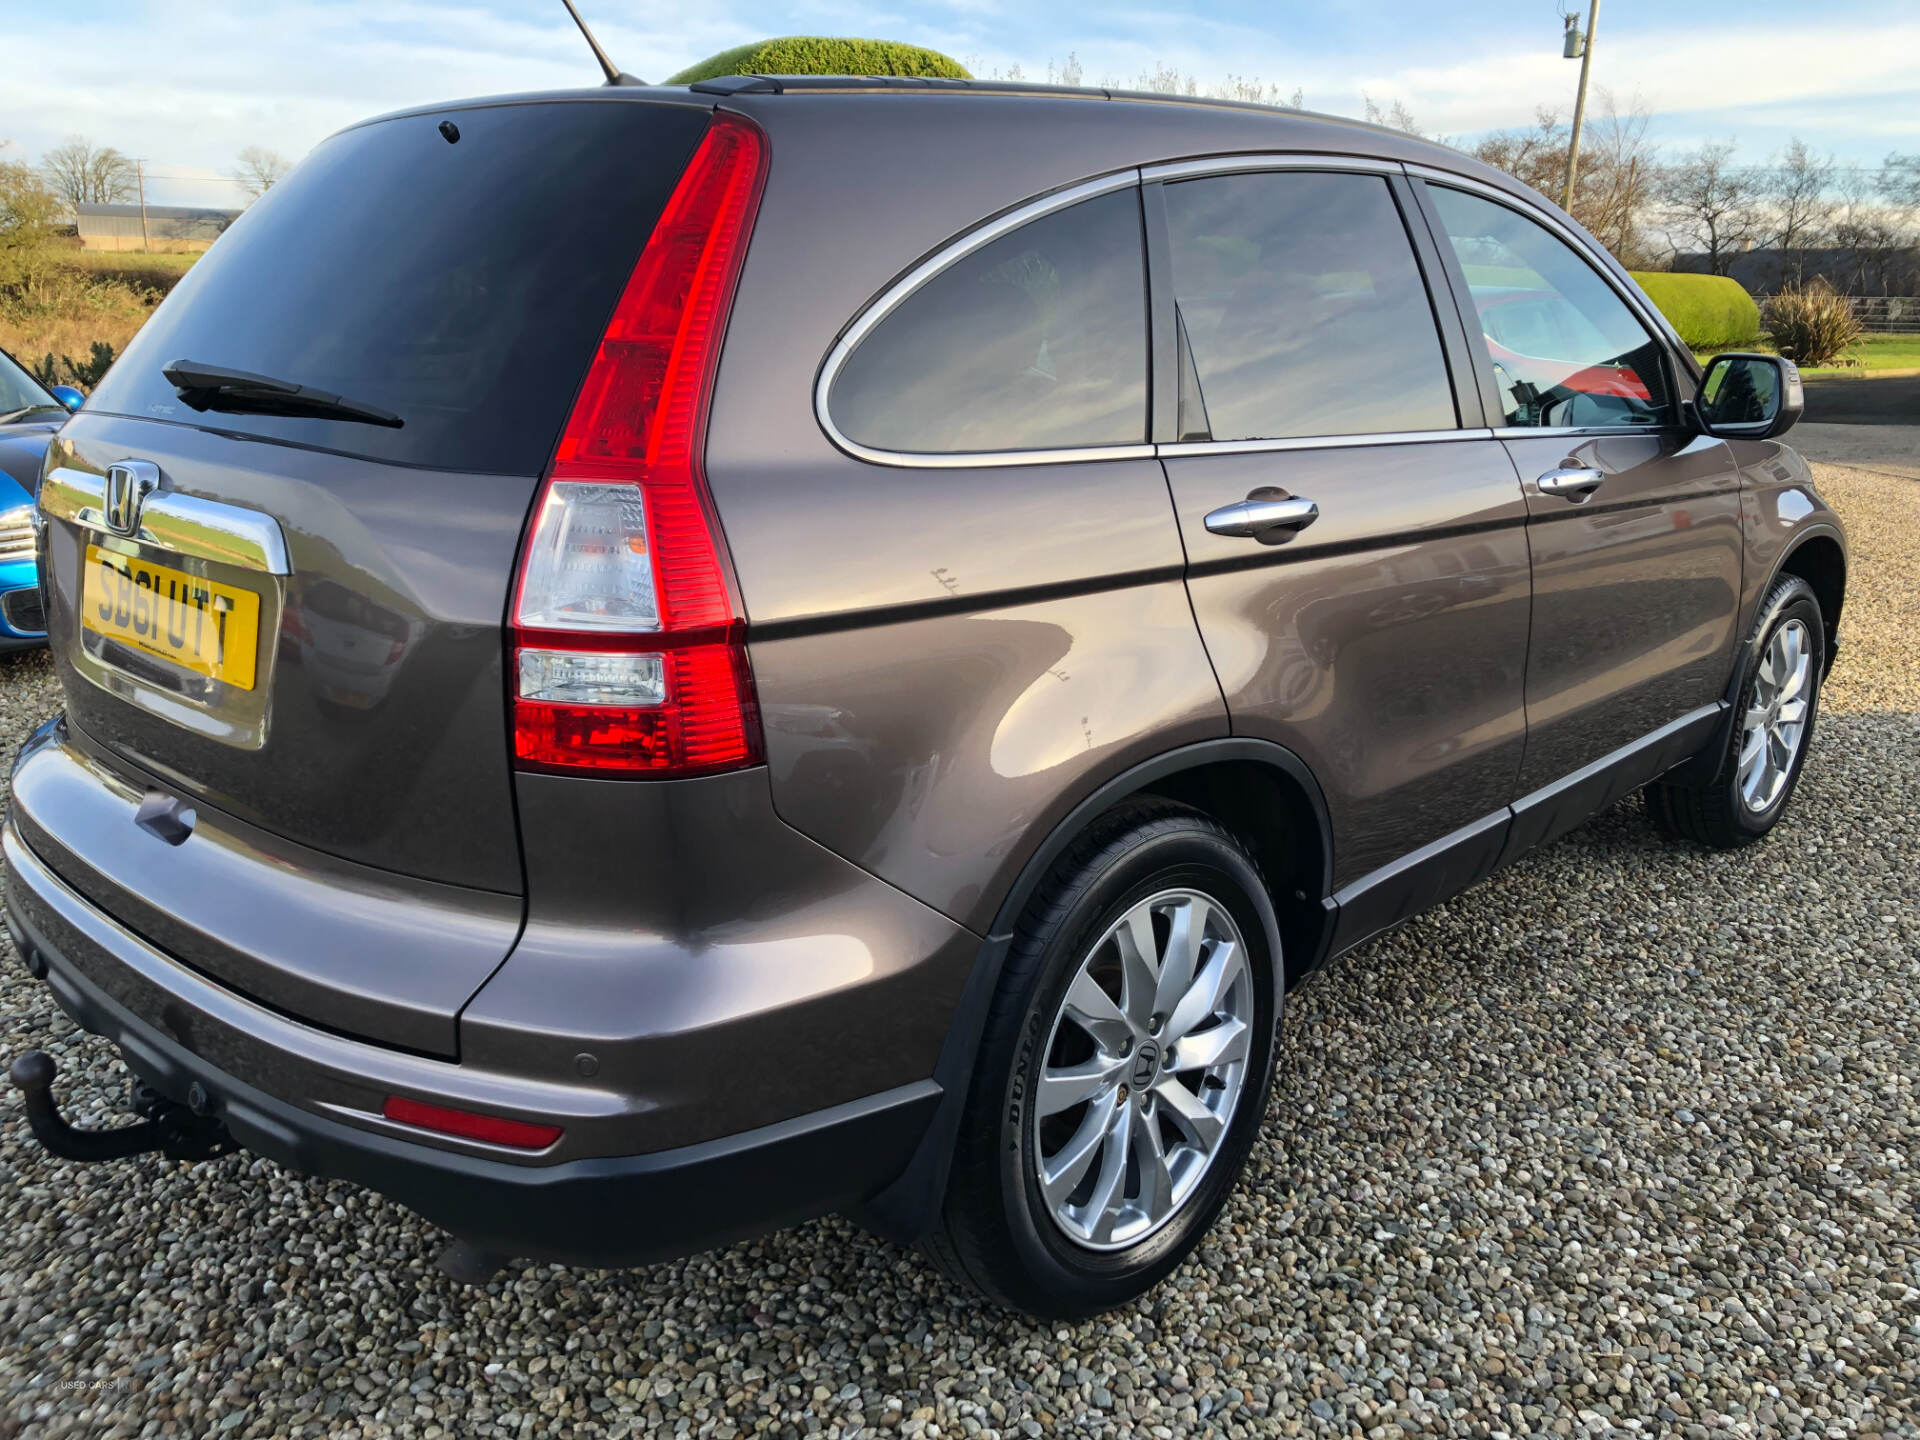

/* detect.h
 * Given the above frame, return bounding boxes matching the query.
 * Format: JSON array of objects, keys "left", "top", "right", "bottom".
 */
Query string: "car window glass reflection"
[
  {"left": 1161, "top": 171, "right": 1458, "bottom": 442},
  {"left": 1429, "top": 186, "right": 1674, "bottom": 430},
  {"left": 828, "top": 190, "right": 1149, "bottom": 454}
]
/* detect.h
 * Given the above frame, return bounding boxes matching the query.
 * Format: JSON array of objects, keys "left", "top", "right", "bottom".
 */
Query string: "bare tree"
[
  {"left": 1658, "top": 142, "right": 1762, "bottom": 275},
  {"left": 1574, "top": 93, "right": 1658, "bottom": 264},
  {"left": 1362, "top": 94, "right": 1423, "bottom": 137},
  {"left": 1467, "top": 94, "right": 1655, "bottom": 264},
  {"left": 232, "top": 146, "right": 292, "bottom": 201},
  {"left": 1831, "top": 169, "right": 1913, "bottom": 297},
  {"left": 1471, "top": 108, "right": 1569, "bottom": 199},
  {"left": 40, "top": 137, "right": 138, "bottom": 209},
  {"left": 1764, "top": 139, "right": 1836, "bottom": 279},
  {"left": 1882, "top": 151, "right": 1920, "bottom": 214}
]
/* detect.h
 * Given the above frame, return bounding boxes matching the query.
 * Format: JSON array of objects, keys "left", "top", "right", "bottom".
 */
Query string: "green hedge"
[
  {"left": 668, "top": 37, "right": 969, "bottom": 86},
  {"left": 1628, "top": 271, "right": 1761, "bottom": 350}
]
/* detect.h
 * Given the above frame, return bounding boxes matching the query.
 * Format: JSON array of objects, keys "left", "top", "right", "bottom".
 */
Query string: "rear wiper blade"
[{"left": 162, "top": 359, "right": 403, "bottom": 429}]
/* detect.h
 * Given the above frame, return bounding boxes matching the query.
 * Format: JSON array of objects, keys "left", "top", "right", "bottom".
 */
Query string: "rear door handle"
[
  {"left": 1536, "top": 467, "right": 1605, "bottom": 501},
  {"left": 1203, "top": 495, "right": 1320, "bottom": 537}
]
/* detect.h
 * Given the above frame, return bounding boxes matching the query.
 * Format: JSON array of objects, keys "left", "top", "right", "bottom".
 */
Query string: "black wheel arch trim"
[{"left": 855, "top": 735, "right": 1336, "bottom": 1245}]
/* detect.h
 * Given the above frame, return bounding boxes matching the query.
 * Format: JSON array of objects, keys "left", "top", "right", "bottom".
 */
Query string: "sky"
[{"left": 2, "top": 0, "right": 1916, "bottom": 207}]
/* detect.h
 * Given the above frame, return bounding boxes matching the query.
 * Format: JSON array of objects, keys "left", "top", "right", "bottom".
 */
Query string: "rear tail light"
[
  {"left": 382, "top": 1095, "right": 562, "bottom": 1151},
  {"left": 510, "top": 111, "right": 767, "bottom": 777}
]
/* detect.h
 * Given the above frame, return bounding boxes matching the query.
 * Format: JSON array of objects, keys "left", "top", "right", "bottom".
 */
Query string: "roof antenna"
[{"left": 559, "top": 0, "right": 644, "bottom": 86}]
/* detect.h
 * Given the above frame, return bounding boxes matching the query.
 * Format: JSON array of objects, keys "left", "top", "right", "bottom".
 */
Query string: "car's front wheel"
[
  {"left": 925, "top": 803, "right": 1281, "bottom": 1317},
  {"left": 1648, "top": 573, "right": 1826, "bottom": 848}
]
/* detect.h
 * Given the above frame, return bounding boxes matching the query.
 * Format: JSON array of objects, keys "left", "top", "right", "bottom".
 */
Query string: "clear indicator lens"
[
  {"left": 518, "top": 647, "right": 665, "bottom": 706},
  {"left": 515, "top": 481, "right": 659, "bottom": 631}
]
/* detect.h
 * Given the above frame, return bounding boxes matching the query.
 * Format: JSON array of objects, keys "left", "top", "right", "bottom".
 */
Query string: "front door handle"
[
  {"left": 1204, "top": 495, "right": 1320, "bottom": 538},
  {"left": 1536, "top": 467, "right": 1606, "bottom": 501}
]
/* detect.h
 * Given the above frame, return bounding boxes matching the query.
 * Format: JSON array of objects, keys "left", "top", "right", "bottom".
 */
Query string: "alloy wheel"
[
  {"left": 1031, "top": 888, "right": 1255, "bottom": 1252},
  {"left": 1738, "top": 617, "right": 1814, "bottom": 814}
]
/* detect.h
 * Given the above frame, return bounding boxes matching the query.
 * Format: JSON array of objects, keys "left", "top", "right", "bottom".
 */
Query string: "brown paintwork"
[
  {"left": 1166, "top": 440, "right": 1532, "bottom": 889},
  {"left": 1502, "top": 431, "right": 1746, "bottom": 792}
]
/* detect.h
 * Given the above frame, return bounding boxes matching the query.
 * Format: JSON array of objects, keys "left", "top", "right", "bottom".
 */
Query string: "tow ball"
[{"left": 8, "top": 1050, "right": 239, "bottom": 1163}]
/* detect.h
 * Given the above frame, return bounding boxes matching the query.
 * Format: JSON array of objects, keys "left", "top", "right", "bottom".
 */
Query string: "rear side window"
[
  {"left": 86, "top": 101, "right": 712, "bottom": 474},
  {"left": 1427, "top": 185, "right": 1674, "bottom": 430},
  {"left": 827, "top": 190, "right": 1149, "bottom": 455},
  {"left": 1162, "top": 171, "right": 1457, "bottom": 442}
]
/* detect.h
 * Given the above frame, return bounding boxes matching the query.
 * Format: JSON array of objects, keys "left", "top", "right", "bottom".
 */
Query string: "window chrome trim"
[
  {"left": 1141, "top": 153, "right": 1400, "bottom": 184},
  {"left": 816, "top": 168, "right": 1149, "bottom": 470},
  {"left": 812, "top": 157, "right": 1523, "bottom": 471},
  {"left": 39, "top": 466, "right": 292, "bottom": 575},
  {"left": 1490, "top": 425, "right": 1671, "bottom": 441},
  {"left": 1160, "top": 428, "right": 1493, "bottom": 458},
  {"left": 1400, "top": 163, "right": 1692, "bottom": 371}
]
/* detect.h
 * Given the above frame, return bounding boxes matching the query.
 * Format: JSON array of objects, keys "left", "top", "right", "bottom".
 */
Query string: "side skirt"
[{"left": 1325, "top": 701, "right": 1725, "bottom": 963}]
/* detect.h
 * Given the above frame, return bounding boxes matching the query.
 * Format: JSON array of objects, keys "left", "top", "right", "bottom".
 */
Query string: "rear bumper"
[{"left": 4, "top": 824, "right": 940, "bottom": 1265}]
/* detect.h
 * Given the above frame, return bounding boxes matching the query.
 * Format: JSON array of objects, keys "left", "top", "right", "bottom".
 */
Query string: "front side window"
[
  {"left": 1427, "top": 185, "right": 1674, "bottom": 430},
  {"left": 1161, "top": 170, "right": 1458, "bottom": 442},
  {"left": 827, "top": 189, "right": 1148, "bottom": 455}
]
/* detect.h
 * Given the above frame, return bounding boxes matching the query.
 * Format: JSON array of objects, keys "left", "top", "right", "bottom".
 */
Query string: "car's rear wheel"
[
  {"left": 924, "top": 803, "right": 1280, "bottom": 1317},
  {"left": 1648, "top": 574, "right": 1826, "bottom": 848}
]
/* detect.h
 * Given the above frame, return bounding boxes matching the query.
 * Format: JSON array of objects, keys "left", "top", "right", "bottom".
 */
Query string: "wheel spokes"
[
  {"left": 1162, "top": 939, "right": 1238, "bottom": 1045},
  {"left": 1153, "top": 1076, "right": 1226, "bottom": 1154},
  {"left": 1152, "top": 895, "right": 1207, "bottom": 1022},
  {"left": 1166, "top": 1015, "right": 1249, "bottom": 1072},
  {"left": 1036, "top": 1054, "right": 1127, "bottom": 1117},
  {"left": 1063, "top": 969, "right": 1134, "bottom": 1053},
  {"left": 1112, "top": 902, "right": 1161, "bottom": 1031},
  {"left": 1040, "top": 1100, "right": 1111, "bottom": 1208},
  {"left": 1082, "top": 1097, "right": 1134, "bottom": 1245},
  {"left": 1133, "top": 1105, "right": 1175, "bottom": 1224}
]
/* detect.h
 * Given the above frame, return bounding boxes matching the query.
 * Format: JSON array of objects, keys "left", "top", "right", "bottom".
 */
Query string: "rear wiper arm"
[{"left": 162, "top": 359, "right": 403, "bottom": 429}]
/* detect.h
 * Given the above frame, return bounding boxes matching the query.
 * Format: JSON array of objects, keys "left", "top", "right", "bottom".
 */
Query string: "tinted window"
[
  {"left": 1162, "top": 171, "right": 1456, "bottom": 442},
  {"left": 1428, "top": 186, "right": 1673, "bottom": 430},
  {"left": 828, "top": 190, "right": 1148, "bottom": 454},
  {"left": 86, "top": 101, "right": 711, "bottom": 474}
]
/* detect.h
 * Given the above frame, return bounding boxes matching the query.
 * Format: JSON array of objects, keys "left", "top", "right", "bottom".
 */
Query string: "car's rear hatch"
[{"left": 24, "top": 94, "right": 716, "bottom": 1055}]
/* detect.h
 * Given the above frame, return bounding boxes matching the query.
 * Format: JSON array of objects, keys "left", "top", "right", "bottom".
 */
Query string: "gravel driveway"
[{"left": 3, "top": 432, "right": 1917, "bottom": 1439}]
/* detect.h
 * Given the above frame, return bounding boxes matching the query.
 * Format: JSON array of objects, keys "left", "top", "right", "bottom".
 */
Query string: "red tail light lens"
[
  {"left": 511, "top": 111, "right": 767, "bottom": 777},
  {"left": 383, "top": 1095, "right": 563, "bottom": 1151}
]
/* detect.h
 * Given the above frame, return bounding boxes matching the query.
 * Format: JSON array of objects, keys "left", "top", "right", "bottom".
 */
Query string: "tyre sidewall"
[{"left": 989, "top": 825, "right": 1280, "bottom": 1313}]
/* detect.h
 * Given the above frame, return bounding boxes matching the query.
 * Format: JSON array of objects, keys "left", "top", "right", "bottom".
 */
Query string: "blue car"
[{"left": 0, "top": 347, "right": 83, "bottom": 651}]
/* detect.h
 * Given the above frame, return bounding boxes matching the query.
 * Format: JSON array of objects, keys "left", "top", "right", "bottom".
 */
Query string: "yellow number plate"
[{"left": 82, "top": 545, "right": 261, "bottom": 690}]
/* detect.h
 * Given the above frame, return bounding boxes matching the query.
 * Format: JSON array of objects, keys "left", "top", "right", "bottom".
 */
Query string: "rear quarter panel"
[{"left": 702, "top": 97, "right": 1421, "bottom": 932}]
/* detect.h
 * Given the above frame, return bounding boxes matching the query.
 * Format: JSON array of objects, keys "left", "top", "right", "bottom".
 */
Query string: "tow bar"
[{"left": 8, "top": 1050, "right": 239, "bottom": 1163}]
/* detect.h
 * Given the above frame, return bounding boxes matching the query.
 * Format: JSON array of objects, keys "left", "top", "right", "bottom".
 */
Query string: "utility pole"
[
  {"left": 1560, "top": 0, "right": 1601, "bottom": 214},
  {"left": 135, "top": 159, "right": 151, "bottom": 253}
]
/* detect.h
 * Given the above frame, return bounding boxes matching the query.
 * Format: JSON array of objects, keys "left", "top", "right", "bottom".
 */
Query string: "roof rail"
[
  {"left": 687, "top": 74, "right": 1113, "bottom": 99},
  {"left": 679, "top": 73, "right": 1404, "bottom": 135}
]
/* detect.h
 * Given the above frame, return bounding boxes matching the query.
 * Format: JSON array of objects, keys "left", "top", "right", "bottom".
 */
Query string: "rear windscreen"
[{"left": 86, "top": 100, "right": 712, "bottom": 475}]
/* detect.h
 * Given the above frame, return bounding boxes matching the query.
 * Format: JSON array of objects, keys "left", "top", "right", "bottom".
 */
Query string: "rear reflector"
[
  {"left": 510, "top": 111, "right": 767, "bottom": 777},
  {"left": 382, "top": 1095, "right": 563, "bottom": 1151}
]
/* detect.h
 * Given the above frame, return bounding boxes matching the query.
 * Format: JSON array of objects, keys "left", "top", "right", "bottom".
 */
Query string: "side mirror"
[
  {"left": 1693, "top": 352, "right": 1802, "bottom": 440},
  {"left": 48, "top": 385, "right": 84, "bottom": 413}
]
